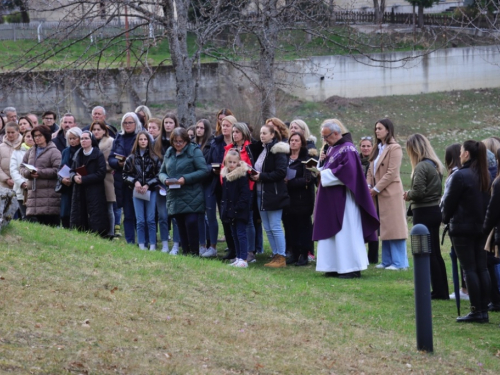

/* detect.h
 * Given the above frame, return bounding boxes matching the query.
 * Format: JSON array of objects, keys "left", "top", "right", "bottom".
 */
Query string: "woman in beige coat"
[
  {"left": 90, "top": 120, "right": 116, "bottom": 238},
  {"left": 20, "top": 125, "right": 61, "bottom": 226},
  {"left": 366, "top": 118, "right": 408, "bottom": 270},
  {"left": 0, "top": 122, "right": 23, "bottom": 190}
]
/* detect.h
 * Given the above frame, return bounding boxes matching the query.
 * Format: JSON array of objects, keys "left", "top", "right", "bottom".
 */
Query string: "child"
[
  {"left": 123, "top": 131, "right": 162, "bottom": 251},
  {"left": 221, "top": 149, "right": 252, "bottom": 268}
]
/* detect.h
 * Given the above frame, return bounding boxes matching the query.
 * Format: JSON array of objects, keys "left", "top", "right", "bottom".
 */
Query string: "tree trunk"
[
  {"left": 163, "top": 0, "right": 197, "bottom": 127},
  {"left": 258, "top": 0, "right": 279, "bottom": 123},
  {"left": 418, "top": 5, "right": 424, "bottom": 28},
  {"left": 373, "top": 0, "right": 386, "bottom": 24}
]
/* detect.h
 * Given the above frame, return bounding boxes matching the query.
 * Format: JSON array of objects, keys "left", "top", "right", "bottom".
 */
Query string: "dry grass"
[{"left": 2, "top": 222, "right": 500, "bottom": 374}]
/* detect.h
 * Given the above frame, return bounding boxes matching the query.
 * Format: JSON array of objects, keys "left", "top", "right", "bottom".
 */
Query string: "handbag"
[{"left": 54, "top": 179, "right": 63, "bottom": 193}]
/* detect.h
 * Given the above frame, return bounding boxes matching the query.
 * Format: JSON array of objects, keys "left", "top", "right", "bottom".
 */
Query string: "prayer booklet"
[
  {"left": 286, "top": 168, "right": 296, "bottom": 180},
  {"left": 166, "top": 178, "right": 181, "bottom": 189},
  {"left": 114, "top": 154, "right": 126, "bottom": 161},
  {"left": 301, "top": 158, "right": 318, "bottom": 169},
  {"left": 22, "top": 163, "right": 37, "bottom": 173},
  {"left": 58, "top": 164, "right": 71, "bottom": 179},
  {"left": 133, "top": 189, "right": 151, "bottom": 201},
  {"left": 75, "top": 165, "right": 88, "bottom": 176}
]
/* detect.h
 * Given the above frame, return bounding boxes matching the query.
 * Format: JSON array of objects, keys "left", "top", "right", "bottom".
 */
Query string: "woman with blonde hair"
[
  {"left": 289, "top": 119, "right": 317, "bottom": 150},
  {"left": 366, "top": 118, "right": 408, "bottom": 270},
  {"left": 266, "top": 117, "right": 290, "bottom": 142},
  {"left": 404, "top": 134, "right": 449, "bottom": 299},
  {"left": 215, "top": 108, "right": 234, "bottom": 137}
]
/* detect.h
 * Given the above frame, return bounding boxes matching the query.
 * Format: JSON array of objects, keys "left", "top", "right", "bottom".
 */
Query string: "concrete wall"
[
  {"left": 280, "top": 45, "right": 500, "bottom": 101},
  {"left": 0, "top": 45, "right": 499, "bottom": 122}
]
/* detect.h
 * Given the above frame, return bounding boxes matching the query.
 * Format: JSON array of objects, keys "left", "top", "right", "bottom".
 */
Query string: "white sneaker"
[
  {"left": 450, "top": 290, "right": 470, "bottom": 300},
  {"left": 229, "top": 258, "right": 240, "bottom": 266},
  {"left": 385, "top": 265, "right": 399, "bottom": 270},
  {"left": 202, "top": 247, "right": 217, "bottom": 258},
  {"left": 161, "top": 241, "right": 169, "bottom": 253},
  {"left": 199, "top": 246, "right": 207, "bottom": 256},
  {"left": 149, "top": 245, "right": 156, "bottom": 251},
  {"left": 232, "top": 259, "right": 248, "bottom": 268},
  {"left": 139, "top": 244, "right": 147, "bottom": 250},
  {"left": 170, "top": 243, "right": 179, "bottom": 255},
  {"left": 375, "top": 264, "right": 386, "bottom": 269}
]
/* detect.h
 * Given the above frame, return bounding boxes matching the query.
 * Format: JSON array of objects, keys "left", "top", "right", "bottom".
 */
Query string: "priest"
[{"left": 312, "top": 119, "right": 379, "bottom": 279}]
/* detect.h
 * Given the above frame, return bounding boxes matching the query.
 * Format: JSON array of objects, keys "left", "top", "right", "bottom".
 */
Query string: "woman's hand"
[
  {"left": 62, "top": 177, "right": 71, "bottom": 187},
  {"left": 403, "top": 191, "right": 409, "bottom": 201},
  {"left": 31, "top": 171, "right": 39, "bottom": 179},
  {"left": 369, "top": 188, "right": 378, "bottom": 197},
  {"left": 250, "top": 172, "right": 260, "bottom": 181},
  {"left": 74, "top": 174, "right": 83, "bottom": 185},
  {"left": 6, "top": 178, "right": 14, "bottom": 187},
  {"left": 142, "top": 184, "right": 149, "bottom": 194},
  {"left": 135, "top": 181, "right": 142, "bottom": 193},
  {"left": 319, "top": 151, "right": 326, "bottom": 162},
  {"left": 177, "top": 177, "right": 185, "bottom": 186},
  {"left": 21, "top": 182, "right": 27, "bottom": 189}
]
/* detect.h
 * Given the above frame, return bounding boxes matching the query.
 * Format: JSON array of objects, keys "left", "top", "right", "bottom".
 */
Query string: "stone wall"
[{"left": 0, "top": 45, "right": 499, "bottom": 123}]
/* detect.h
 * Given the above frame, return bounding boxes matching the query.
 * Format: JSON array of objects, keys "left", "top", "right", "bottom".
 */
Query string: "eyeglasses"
[
  {"left": 322, "top": 131, "right": 334, "bottom": 140},
  {"left": 173, "top": 140, "right": 186, "bottom": 144},
  {"left": 123, "top": 121, "right": 136, "bottom": 125},
  {"left": 33, "top": 134, "right": 43, "bottom": 138},
  {"left": 361, "top": 136, "right": 372, "bottom": 140}
]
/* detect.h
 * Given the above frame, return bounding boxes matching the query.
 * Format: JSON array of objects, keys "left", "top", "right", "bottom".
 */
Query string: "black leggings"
[
  {"left": 413, "top": 206, "right": 449, "bottom": 299},
  {"left": 174, "top": 213, "right": 201, "bottom": 255},
  {"left": 451, "top": 235, "right": 491, "bottom": 312}
]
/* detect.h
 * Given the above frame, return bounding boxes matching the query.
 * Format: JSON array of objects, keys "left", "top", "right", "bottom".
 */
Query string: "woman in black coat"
[
  {"left": 441, "top": 140, "right": 492, "bottom": 323},
  {"left": 248, "top": 124, "right": 290, "bottom": 268},
  {"left": 283, "top": 132, "right": 316, "bottom": 266},
  {"left": 70, "top": 131, "right": 108, "bottom": 236}
]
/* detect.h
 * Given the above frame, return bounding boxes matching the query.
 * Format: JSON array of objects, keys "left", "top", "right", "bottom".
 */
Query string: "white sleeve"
[
  {"left": 10, "top": 151, "right": 27, "bottom": 187},
  {"left": 320, "top": 169, "right": 345, "bottom": 187}
]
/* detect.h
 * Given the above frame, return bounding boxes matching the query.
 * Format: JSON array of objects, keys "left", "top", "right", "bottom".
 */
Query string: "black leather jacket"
[
  {"left": 123, "top": 149, "right": 162, "bottom": 191},
  {"left": 441, "top": 161, "right": 491, "bottom": 237}
]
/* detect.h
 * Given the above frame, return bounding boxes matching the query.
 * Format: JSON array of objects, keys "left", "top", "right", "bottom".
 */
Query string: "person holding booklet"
[
  {"left": 283, "top": 132, "right": 316, "bottom": 266},
  {"left": 69, "top": 131, "right": 108, "bottom": 236},
  {"left": 159, "top": 127, "right": 209, "bottom": 256},
  {"left": 123, "top": 131, "right": 162, "bottom": 251},
  {"left": 20, "top": 125, "right": 61, "bottom": 226},
  {"left": 57, "top": 127, "right": 82, "bottom": 228}
]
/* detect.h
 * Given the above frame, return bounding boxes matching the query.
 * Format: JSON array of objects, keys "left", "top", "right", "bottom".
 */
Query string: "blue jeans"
[
  {"left": 381, "top": 239, "right": 408, "bottom": 269},
  {"left": 156, "top": 192, "right": 169, "bottom": 242},
  {"left": 113, "top": 202, "right": 122, "bottom": 227},
  {"left": 257, "top": 194, "right": 286, "bottom": 256},
  {"left": 133, "top": 191, "right": 157, "bottom": 246},
  {"left": 255, "top": 219, "right": 263, "bottom": 253},
  {"left": 198, "top": 214, "right": 209, "bottom": 246},
  {"left": 231, "top": 219, "right": 248, "bottom": 261},
  {"left": 122, "top": 188, "right": 136, "bottom": 244},
  {"left": 246, "top": 211, "right": 256, "bottom": 252},
  {"left": 204, "top": 186, "right": 219, "bottom": 245}
]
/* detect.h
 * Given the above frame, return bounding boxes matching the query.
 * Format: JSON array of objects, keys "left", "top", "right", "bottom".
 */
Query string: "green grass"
[
  {"left": 0, "top": 26, "right": 477, "bottom": 71},
  {"left": 2, "top": 220, "right": 500, "bottom": 373}
]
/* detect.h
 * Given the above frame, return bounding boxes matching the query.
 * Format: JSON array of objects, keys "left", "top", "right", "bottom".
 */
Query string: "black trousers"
[
  {"left": 367, "top": 240, "right": 379, "bottom": 264},
  {"left": 215, "top": 183, "right": 236, "bottom": 252},
  {"left": 283, "top": 213, "right": 313, "bottom": 259},
  {"left": 174, "top": 213, "right": 201, "bottom": 255},
  {"left": 413, "top": 206, "right": 449, "bottom": 299},
  {"left": 451, "top": 235, "right": 491, "bottom": 312}
]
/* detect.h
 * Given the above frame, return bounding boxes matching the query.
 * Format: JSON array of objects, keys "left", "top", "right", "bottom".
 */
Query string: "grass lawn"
[{"left": 2, "top": 220, "right": 500, "bottom": 374}]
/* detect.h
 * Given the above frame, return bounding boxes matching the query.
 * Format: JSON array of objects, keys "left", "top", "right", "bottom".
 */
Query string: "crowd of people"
[{"left": 1, "top": 105, "right": 500, "bottom": 323}]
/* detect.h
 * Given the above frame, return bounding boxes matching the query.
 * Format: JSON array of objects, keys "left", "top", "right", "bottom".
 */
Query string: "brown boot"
[
  {"left": 265, "top": 254, "right": 286, "bottom": 268},
  {"left": 264, "top": 254, "right": 277, "bottom": 267}
]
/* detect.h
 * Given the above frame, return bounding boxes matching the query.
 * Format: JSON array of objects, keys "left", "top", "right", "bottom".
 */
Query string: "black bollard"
[{"left": 411, "top": 224, "right": 433, "bottom": 353}]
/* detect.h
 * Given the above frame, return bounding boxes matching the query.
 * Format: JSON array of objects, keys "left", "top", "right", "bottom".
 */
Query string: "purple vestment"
[{"left": 312, "top": 136, "right": 379, "bottom": 242}]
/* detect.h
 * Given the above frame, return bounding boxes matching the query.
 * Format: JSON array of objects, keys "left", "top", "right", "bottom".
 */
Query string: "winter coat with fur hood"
[
  {"left": 0, "top": 133, "right": 23, "bottom": 188},
  {"left": 221, "top": 161, "right": 251, "bottom": 223},
  {"left": 248, "top": 139, "right": 290, "bottom": 211}
]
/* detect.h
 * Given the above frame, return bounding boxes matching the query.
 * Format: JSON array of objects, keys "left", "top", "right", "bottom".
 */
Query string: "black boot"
[
  {"left": 456, "top": 307, "right": 488, "bottom": 323},
  {"left": 295, "top": 254, "right": 308, "bottom": 266},
  {"left": 222, "top": 248, "right": 236, "bottom": 260}
]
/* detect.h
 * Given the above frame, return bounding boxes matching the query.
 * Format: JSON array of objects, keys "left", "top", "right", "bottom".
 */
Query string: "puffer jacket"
[
  {"left": 69, "top": 147, "right": 108, "bottom": 235},
  {"left": 20, "top": 142, "right": 61, "bottom": 216},
  {"left": 123, "top": 148, "right": 161, "bottom": 191},
  {"left": 158, "top": 142, "right": 209, "bottom": 216},
  {"left": 9, "top": 144, "right": 30, "bottom": 200},
  {"left": 221, "top": 161, "right": 251, "bottom": 223},
  {"left": 0, "top": 133, "right": 23, "bottom": 188},
  {"left": 284, "top": 147, "right": 316, "bottom": 216},
  {"left": 441, "top": 161, "right": 491, "bottom": 237},
  {"left": 483, "top": 177, "right": 500, "bottom": 246},
  {"left": 248, "top": 139, "right": 290, "bottom": 211},
  {"left": 406, "top": 159, "right": 443, "bottom": 209},
  {"left": 97, "top": 136, "right": 116, "bottom": 202}
]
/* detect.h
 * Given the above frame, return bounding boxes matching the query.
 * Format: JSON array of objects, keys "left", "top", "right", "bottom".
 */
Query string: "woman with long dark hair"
[
  {"left": 442, "top": 140, "right": 491, "bottom": 323},
  {"left": 405, "top": 134, "right": 449, "bottom": 299},
  {"left": 366, "top": 119, "right": 408, "bottom": 270}
]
